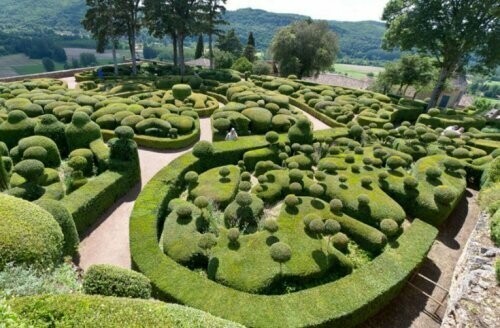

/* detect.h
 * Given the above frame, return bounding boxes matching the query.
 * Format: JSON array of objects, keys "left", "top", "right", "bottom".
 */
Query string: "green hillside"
[{"left": 0, "top": 3, "right": 398, "bottom": 63}]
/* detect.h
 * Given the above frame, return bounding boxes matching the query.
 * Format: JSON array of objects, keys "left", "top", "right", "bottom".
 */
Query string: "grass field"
[
  {"left": 330, "top": 64, "right": 385, "bottom": 80},
  {"left": 0, "top": 48, "right": 129, "bottom": 78}
]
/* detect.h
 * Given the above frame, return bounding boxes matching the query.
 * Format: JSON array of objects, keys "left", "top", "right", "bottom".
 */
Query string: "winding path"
[{"left": 71, "top": 78, "right": 330, "bottom": 270}]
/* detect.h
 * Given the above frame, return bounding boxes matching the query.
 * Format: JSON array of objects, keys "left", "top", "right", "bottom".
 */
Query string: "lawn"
[{"left": 330, "top": 64, "right": 385, "bottom": 80}]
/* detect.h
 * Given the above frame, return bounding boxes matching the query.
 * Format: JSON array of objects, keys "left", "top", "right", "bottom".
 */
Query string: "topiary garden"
[{"left": 2, "top": 71, "right": 499, "bottom": 328}]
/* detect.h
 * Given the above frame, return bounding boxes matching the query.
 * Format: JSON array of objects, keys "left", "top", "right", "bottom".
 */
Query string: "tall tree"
[
  {"left": 143, "top": 0, "right": 179, "bottom": 65},
  {"left": 200, "top": 0, "right": 227, "bottom": 69},
  {"left": 382, "top": 0, "right": 499, "bottom": 109},
  {"left": 271, "top": 20, "right": 339, "bottom": 78},
  {"left": 115, "top": 0, "right": 141, "bottom": 75},
  {"left": 243, "top": 32, "right": 256, "bottom": 62},
  {"left": 82, "top": 0, "right": 124, "bottom": 75},
  {"left": 195, "top": 34, "right": 204, "bottom": 59},
  {"left": 216, "top": 29, "right": 242, "bottom": 57}
]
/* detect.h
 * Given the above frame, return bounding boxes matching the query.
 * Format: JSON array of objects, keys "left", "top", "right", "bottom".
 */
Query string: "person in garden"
[{"left": 225, "top": 128, "right": 238, "bottom": 141}]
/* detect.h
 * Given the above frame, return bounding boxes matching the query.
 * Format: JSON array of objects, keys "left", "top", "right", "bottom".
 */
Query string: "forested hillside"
[{"left": 0, "top": 3, "right": 399, "bottom": 63}]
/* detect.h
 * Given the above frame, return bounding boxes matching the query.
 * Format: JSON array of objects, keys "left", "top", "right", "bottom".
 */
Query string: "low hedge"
[
  {"left": 130, "top": 139, "right": 439, "bottom": 327},
  {"left": 8, "top": 294, "right": 244, "bottom": 327},
  {"left": 289, "top": 97, "right": 345, "bottom": 128},
  {"left": 61, "top": 168, "right": 140, "bottom": 236},
  {"left": 83, "top": 264, "right": 152, "bottom": 299},
  {"left": 101, "top": 120, "right": 200, "bottom": 150}
]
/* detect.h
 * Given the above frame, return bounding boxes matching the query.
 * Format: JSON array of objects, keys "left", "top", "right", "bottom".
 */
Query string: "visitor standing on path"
[{"left": 225, "top": 128, "right": 238, "bottom": 141}]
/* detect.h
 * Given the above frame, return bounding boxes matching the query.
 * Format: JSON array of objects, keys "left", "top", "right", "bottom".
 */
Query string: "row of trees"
[{"left": 83, "top": 0, "right": 230, "bottom": 76}]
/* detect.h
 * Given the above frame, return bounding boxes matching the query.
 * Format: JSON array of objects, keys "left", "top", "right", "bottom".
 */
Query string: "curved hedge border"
[
  {"left": 130, "top": 137, "right": 439, "bottom": 327},
  {"left": 101, "top": 121, "right": 201, "bottom": 150},
  {"left": 289, "top": 97, "right": 345, "bottom": 129}
]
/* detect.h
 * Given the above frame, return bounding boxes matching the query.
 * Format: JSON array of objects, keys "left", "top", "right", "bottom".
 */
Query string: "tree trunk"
[
  {"left": 178, "top": 33, "right": 185, "bottom": 76},
  {"left": 172, "top": 32, "right": 178, "bottom": 66},
  {"left": 209, "top": 33, "right": 214, "bottom": 69},
  {"left": 112, "top": 40, "right": 118, "bottom": 76},
  {"left": 128, "top": 29, "right": 137, "bottom": 75},
  {"left": 428, "top": 67, "right": 450, "bottom": 109}
]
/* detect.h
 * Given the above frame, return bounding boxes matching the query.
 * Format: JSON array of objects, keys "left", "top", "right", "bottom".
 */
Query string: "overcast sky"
[{"left": 226, "top": 0, "right": 390, "bottom": 21}]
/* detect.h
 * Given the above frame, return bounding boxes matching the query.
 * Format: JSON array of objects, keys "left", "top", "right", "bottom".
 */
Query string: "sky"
[{"left": 225, "top": 0, "right": 390, "bottom": 21}]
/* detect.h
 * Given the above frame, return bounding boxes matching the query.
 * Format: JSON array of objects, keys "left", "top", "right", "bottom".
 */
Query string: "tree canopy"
[
  {"left": 382, "top": 0, "right": 500, "bottom": 108},
  {"left": 271, "top": 20, "right": 339, "bottom": 78}
]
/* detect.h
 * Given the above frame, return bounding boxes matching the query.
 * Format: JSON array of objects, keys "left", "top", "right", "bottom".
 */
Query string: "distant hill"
[{"left": 0, "top": 3, "right": 399, "bottom": 63}]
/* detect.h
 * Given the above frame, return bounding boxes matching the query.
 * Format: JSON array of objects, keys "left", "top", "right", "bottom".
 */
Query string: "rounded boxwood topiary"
[
  {"left": 324, "top": 219, "right": 341, "bottom": 235},
  {"left": 452, "top": 147, "right": 470, "bottom": 159},
  {"left": 278, "top": 84, "right": 295, "bottom": 95},
  {"left": 386, "top": 156, "right": 406, "bottom": 170},
  {"left": 17, "top": 136, "right": 61, "bottom": 168},
  {"left": 198, "top": 233, "right": 217, "bottom": 252},
  {"left": 309, "top": 218, "right": 325, "bottom": 234},
  {"left": 380, "top": 218, "right": 399, "bottom": 237},
  {"left": 83, "top": 264, "right": 152, "bottom": 299},
  {"left": 330, "top": 198, "right": 343, "bottom": 213},
  {"left": 361, "top": 177, "right": 372, "bottom": 188},
  {"left": 14, "top": 159, "right": 45, "bottom": 182},
  {"left": 68, "top": 156, "right": 88, "bottom": 173},
  {"left": 227, "top": 227, "right": 240, "bottom": 244},
  {"left": 176, "top": 206, "right": 193, "bottom": 219},
  {"left": 172, "top": 84, "right": 192, "bottom": 101},
  {"left": 0, "top": 194, "right": 63, "bottom": 269},
  {"left": 444, "top": 157, "right": 463, "bottom": 172},
  {"left": 240, "top": 171, "right": 251, "bottom": 181},
  {"left": 289, "top": 182, "right": 303, "bottom": 194},
  {"left": 378, "top": 172, "right": 389, "bottom": 180},
  {"left": 403, "top": 176, "right": 418, "bottom": 189},
  {"left": 115, "top": 126, "right": 135, "bottom": 140},
  {"left": 345, "top": 155, "right": 355, "bottom": 164},
  {"left": 239, "top": 181, "right": 252, "bottom": 191},
  {"left": 35, "top": 199, "right": 79, "bottom": 257},
  {"left": 263, "top": 218, "right": 279, "bottom": 233},
  {"left": 303, "top": 214, "right": 320, "bottom": 227},
  {"left": 236, "top": 192, "right": 253, "bottom": 207},
  {"left": 339, "top": 175, "right": 348, "bottom": 183},
  {"left": 219, "top": 166, "right": 231, "bottom": 178},
  {"left": 270, "top": 242, "right": 292, "bottom": 263},
  {"left": 194, "top": 196, "right": 209, "bottom": 209},
  {"left": 309, "top": 183, "right": 324, "bottom": 198},
  {"left": 22, "top": 146, "right": 48, "bottom": 162},
  {"left": 426, "top": 167, "right": 442, "bottom": 180},
  {"left": 214, "top": 118, "right": 231, "bottom": 132},
  {"left": 331, "top": 232, "right": 349, "bottom": 252},
  {"left": 34, "top": 114, "right": 67, "bottom": 156},
  {"left": 65, "top": 112, "right": 102, "bottom": 152},
  {"left": 192, "top": 141, "right": 214, "bottom": 159},
  {"left": 284, "top": 194, "right": 299, "bottom": 207},
  {"left": 0, "top": 110, "right": 35, "bottom": 149},
  {"left": 358, "top": 194, "right": 370, "bottom": 206},
  {"left": 434, "top": 186, "right": 455, "bottom": 205},
  {"left": 288, "top": 117, "right": 313, "bottom": 145},
  {"left": 265, "top": 131, "right": 280, "bottom": 145}
]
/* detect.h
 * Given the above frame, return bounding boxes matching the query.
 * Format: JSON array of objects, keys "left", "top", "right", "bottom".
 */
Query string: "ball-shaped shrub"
[
  {"left": 362, "top": 157, "right": 372, "bottom": 166},
  {"left": 452, "top": 147, "right": 470, "bottom": 159},
  {"left": 172, "top": 84, "right": 192, "bottom": 101},
  {"left": 309, "top": 183, "right": 324, "bottom": 198},
  {"left": 303, "top": 214, "right": 320, "bottom": 227},
  {"left": 227, "top": 228, "right": 240, "bottom": 243},
  {"left": 0, "top": 110, "right": 36, "bottom": 149},
  {"left": 428, "top": 108, "right": 440, "bottom": 117},
  {"left": 278, "top": 84, "right": 294, "bottom": 95},
  {"left": 421, "top": 132, "right": 438, "bottom": 143},
  {"left": 265, "top": 131, "right": 280, "bottom": 144},
  {"left": 14, "top": 159, "right": 44, "bottom": 182},
  {"left": 115, "top": 126, "right": 135, "bottom": 140},
  {"left": 176, "top": 206, "right": 193, "bottom": 219},
  {"left": 426, "top": 167, "right": 442, "bottom": 180},
  {"left": 330, "top": 199, "right": 343, "bottom": 213},
  {"left": 386, "top": 155, "right": 406, "bottom": 170},
  {"left": 288, "top": 117, "right": 313, "bottom": 145},
  {"left": 349, "top": 125, "right": 364, "bottom": 139},
  {"left": 192, "top": 141, "right": 214, "bottom": 159},
  {"left": 235, "top": 192, "right": 253, "bottom": 207},
  {"left": 68, "top": 155, "right": 88, "bottom": 173},
  {"left": 219, "top": 166, "right": 230, "bottom": 178},
  {"left": 289, "top": 169, "right": 304, "bottom": 182},
  {"left": 380, "top": 218, "right": 399, "bottom": 237},
  {"left": 358, "top": 194, "right": 370, "bottom": 206},
  {"left": 270, "top": 242, "right": 292, "bottom": 263},
  {"left": 373, "top": 148, "right": 387, "bottom": 159},
  {"left": 65, "top": 112, "right": 102, "bottom": 152},
  {"left": 444, "top": 157, "right": 463, "bottom": 172},
  {"left": 17, "top": 135, "right": 61, "bottom": 168},
  {"left": 240, "top": 171, "right": 251, "bottom": 182},
  {"left": 289, "top": 182, "right": 303, "bottom": 194},
  {"left": 0, "top": 194, "right": 63, "bottom": 269},
  {"left": 332, "top": 233, "right": 349, "bottom": 252},
  {"left": 339, "top": 175, "right": 348, "bottom": 183},
  {"left": 309, "top": 218, "right": 325, "bottom": 234},
  {"left": 378, "top": 172, "right": 389, "bottom": 180},
  {"left": 83, "top": 264, "right": 152, "bottom": 299},
  {"left": 315, "top": 171, "right": 326, "bottom": 181},
  {"left": 194, "top": 196, "right": 209, "bottom": 209},
  {"left": 239, "top": 181, "right": 252, "bottom": 191},
  {"left": 284, "top": 194, "right": 299, "bottom": 207},
  {"left": 263, "top": 218, "right": 279, "bottom": 233},
  {"left": 345, "top": 155, "right": 355, "bottom": 164},
  {"left": 22, "top": 146, "right": 48, "bottom": 162},
  {"left": 434, "top": 186, "right": 455, "bottom": 205},
  {"left": 324, "top": 219, "right": 341, "bottom": 235},
  {"left": 184, "top": 171, "right": 199, "bottom": 185},
  {"left": 403, "top": 176, "right": 419, "bottom": 189},
  {"left": 198, "top": 233, "right": 217, "bottom": 251},
  {"left": 361, "top": 177, "right": 372, "bottom": 188}
]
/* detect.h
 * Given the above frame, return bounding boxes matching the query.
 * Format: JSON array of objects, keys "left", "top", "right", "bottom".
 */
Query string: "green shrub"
[
  {"left": 269, "top": 242, "right": 292, "bottom": 263},
  {"left": 0, "top": 110, "right": 35, "bottom": 149},
  {"left": 241, "top": 107, "right": 273, "bottom": 134},
  {"left": 426, "top": 167, "right": 442, "bottom": 180},
  {"left": 285, "top": 194, "right": 299, "bottom": 207},
  {"left": 83, "top": 264, "right": 151, "bottom": 299},
  {"left": 231, "top": 57, "right": 253, "bottom": 73},
  {"left": 16, "top": 136, "right": 61, "bottom": 168},
  {"left": 65, "top": 112, "right": 102, "bottom": 152},
  {"left": 288, "top": 117, "right": 313, "bottom": 145},
  {"left": 34, "top": 114, "right": 68, "bottom": 156},
  {"left": 403, "top": 176, "right": 419, "bottom": 189},
  {"left": 380, "top": 219, "right": 399, "bottom": 237},
  {"left": 0, "top": 194, "right": 63, "bottom": 269},
  {"left": 172, "top": 84, "right": 192, "bottom": 101},
  {"left": 434, "top": 186, "right": 455, "bottom": 205},
  {"left": 192, "top": 141, "right": 215, "bottom": 159},
  {"left": 35, "top": 199, "right": 79, "bottom": 257},
  {"left": 331, "top": 232, "right": 349, "bottom": 252},
  {"left": 386, "top": 155, "right": 406, "bottom": 170}
]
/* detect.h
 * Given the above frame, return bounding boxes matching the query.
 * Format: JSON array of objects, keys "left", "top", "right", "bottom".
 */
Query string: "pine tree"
[
  {"left": 195, "top": 34, "right": 204, "bottom": 59},
  {"left": 247, "top": 32, "right": 255, "bottom": 48}
]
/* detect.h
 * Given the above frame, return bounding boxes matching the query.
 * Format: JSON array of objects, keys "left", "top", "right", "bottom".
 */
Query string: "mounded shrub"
[
  {"left": 434, "top": 186, "right": 455, "bottom": 205},
  {"left": 34, "top": 114, "right": 68, "bottom": 156},
  {"left": 241, "top": 107, "right": 273, "bottom": 134},
  {"left": 288, "top": 117, "right": 313, "bottom": 145},
  {"left": 0, "top": 194, "right": 63, "bottom": 269},
  {"left": 172, "top": 84, "right": 192, "bottom": 101},
  {"left": 17, "top": 136, "right": 61, "bottom": 168},
  {"left": 83, "top": 264, "right": 152, "bottom": 299},
  {"left": 380, "top": 219, "right": 399, "bottom": 237},
  {"left": 35, "top": 199, "right": 79, "bottom": 257},
  {"left": 269, "top": 242, "right": 292, "bottom": 263},
  {"left": 426, "top": 167, "right": 442, "bottom": 180},
  {"left": 0, "top": 110, "right": 35, "bottom": 149},
  {"left": 192, "top": 141, "right": 214, "bottom": 159},
  {"left": 65, "top": 112, "right": 102, "bottom": 152},
  {"left": 331, "top": 232, "right": 349, "bottom": 252},
  {"left": 386, "top": 155, "right": 406, "bottom": 170}
]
